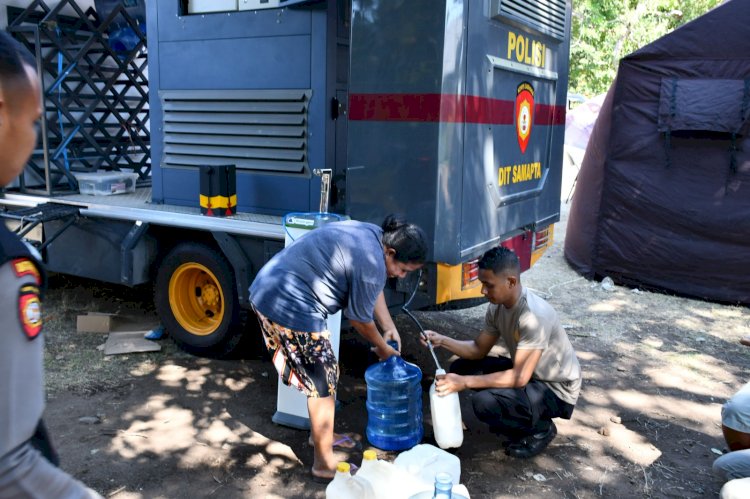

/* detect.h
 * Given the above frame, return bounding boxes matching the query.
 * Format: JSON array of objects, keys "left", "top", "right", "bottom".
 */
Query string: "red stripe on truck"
[{"left": 348, "top": 93, "right": 565, "bottom": 125}]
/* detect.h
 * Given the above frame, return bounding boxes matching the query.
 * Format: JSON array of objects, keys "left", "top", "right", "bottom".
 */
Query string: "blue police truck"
[{"left": 1, "top": 0, "right": 571, "bottom": 355}]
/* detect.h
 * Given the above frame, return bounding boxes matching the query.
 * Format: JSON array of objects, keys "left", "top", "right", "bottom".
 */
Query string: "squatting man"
[{"left": 423, "top": 246, "right": 582, "bottom": 458}]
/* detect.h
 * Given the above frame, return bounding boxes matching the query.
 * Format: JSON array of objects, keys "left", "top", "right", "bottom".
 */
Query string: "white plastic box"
[
  {"left": 238, "top": 0, "right": 281, "bottom": 11},
  {"left": 74, "top": 171, "right": 138, "bottom": 196},
  {"left": 188, "top": 0, "right": 238, "bottom": 13}
]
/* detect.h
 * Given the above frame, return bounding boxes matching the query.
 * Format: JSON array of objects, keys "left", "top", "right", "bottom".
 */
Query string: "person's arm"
[
  {"left": 350, "top": 318, "right": 399, "bottom": 360},
  {"left": 435, "top": 347, "right": 543, "bottom": 395},
  {"left": 0, "top": 443, "right": 103, "bottom": 498},
  {"left": 422, "top": 329, "right": 496, "bottom": 360},
  {"left": 373, "top": 291, "right": 401, "bottom": 350},
  {"left": 424, "top": 329, "right": 543, "bottom": 394}
]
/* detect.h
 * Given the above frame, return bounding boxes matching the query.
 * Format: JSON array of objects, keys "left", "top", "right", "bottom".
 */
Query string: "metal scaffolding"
[{"left": 8, "top": 0, "right": 149, "bottom": 195}]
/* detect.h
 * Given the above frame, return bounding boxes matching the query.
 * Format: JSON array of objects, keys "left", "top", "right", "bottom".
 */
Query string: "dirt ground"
[{"left": 40, "top": 196, "right": 750, "bottom": 498}]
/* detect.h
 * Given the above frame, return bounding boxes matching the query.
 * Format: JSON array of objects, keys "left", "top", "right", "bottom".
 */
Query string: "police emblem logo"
[
  {"left": 18, "top": 284, "right": 42, "bottom": 340},
  {"left": 515, "top": 82, "right": 535, "bottom": 154}
]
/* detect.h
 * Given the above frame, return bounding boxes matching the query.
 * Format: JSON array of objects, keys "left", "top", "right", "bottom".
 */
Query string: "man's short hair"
[
  {"left": 478, "top": 246, "right": 520, "bottom": 276},
  {"left": 0, "top": 31, "right": 35, "bottom": 86}
]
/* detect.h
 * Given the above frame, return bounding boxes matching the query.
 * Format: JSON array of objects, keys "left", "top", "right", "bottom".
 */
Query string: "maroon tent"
[{"left": 565, "top": 0, "right": 750, "bottom": 304}]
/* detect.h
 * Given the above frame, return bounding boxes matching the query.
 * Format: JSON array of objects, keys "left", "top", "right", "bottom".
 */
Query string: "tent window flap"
[{"left": 657, "top": 78, "right": 750, "bottom": 134}]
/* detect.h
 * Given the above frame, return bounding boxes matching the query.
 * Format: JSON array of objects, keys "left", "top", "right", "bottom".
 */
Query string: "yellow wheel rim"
[{"left": 169, "top": 262, "right": 225, "bottom": 336}]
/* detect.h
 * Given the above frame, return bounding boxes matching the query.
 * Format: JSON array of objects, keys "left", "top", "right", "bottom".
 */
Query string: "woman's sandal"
[{"left": 308, "top": 433, "right": 363, "bottom": 451}]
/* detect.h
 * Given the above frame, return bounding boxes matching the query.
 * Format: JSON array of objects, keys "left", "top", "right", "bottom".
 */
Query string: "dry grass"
[{"left": 42, "top": 275, "right": 188, "bottom": 395}]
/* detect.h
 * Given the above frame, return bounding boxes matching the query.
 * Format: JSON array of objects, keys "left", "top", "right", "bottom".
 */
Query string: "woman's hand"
[
  {"left": 382, "top": 328, "right": 401, "bottom": 351},
  {"left": 373, "top": 341, "right": 400, "bottom": 361}
]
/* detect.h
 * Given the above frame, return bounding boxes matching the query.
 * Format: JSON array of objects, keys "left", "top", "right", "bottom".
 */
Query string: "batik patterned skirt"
[{"left": 253, "top": 307, "right": 339, "bottom": 398}]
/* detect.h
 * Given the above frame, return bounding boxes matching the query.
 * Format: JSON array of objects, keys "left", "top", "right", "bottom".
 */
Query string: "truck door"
[
  {"left": 459, "top": 1, "right": 568, "bottom": 260},
  {"left": 331, "top": 1, "right": 350, "bottom": 212}
]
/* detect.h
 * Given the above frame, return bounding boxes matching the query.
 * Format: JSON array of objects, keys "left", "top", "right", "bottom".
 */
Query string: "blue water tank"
[{"left": 365, "top": 342, "right": 423, "bottom": 451}]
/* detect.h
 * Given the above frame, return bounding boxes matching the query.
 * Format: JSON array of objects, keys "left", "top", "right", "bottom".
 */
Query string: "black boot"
[{"left": 505, "top": 421, "right": 557, "bottom": 458}]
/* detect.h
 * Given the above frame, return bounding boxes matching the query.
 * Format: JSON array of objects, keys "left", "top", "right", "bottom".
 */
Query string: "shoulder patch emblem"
[
  {"left": 18, "top": 284, "right": 42, "bottom": 340},
  {"left": 13, "top": 258, "right": 41, "bottom": 285}
]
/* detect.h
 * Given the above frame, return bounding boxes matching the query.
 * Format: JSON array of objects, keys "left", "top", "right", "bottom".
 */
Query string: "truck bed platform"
[{"left": 0, "top": 187, "right": 285, "bottom": 240}]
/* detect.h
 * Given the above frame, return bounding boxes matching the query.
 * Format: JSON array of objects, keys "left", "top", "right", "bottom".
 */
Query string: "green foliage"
[{"left": 569, "top": 0, "right": 725, "bottom": 98}]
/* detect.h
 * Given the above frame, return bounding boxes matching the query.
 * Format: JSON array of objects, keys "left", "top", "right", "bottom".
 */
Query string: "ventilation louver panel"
[
  {"left": 161, "top": 89, "right": 310, "bottom": 173},
  {"left": 491, "top": 0, "right": 567, "bottom": 41}
]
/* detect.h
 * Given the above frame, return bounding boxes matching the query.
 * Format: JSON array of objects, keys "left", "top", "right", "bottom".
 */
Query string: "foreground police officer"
[{"left": 0, "top": 31, "right": 102, "bottom": 498}]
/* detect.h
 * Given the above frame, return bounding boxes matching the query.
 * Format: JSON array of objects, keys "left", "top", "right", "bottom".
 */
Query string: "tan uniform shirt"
[{"left": 485, "top": 287, "right": 582, "bottom": 405}]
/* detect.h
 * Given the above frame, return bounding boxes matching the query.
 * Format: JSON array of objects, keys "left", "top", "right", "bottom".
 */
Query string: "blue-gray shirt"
[{"left": 249, "top": 221, "right": 386, "bottom": 332}]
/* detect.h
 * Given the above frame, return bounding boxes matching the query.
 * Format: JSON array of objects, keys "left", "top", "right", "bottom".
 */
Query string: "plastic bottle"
[
  {"left": 356, "top": 449, "right": 424, "bottom": 498},
  {"left": 430, "top": 369, "right": 463, "bottom": 449},
  {"left": 393, "top": 443, "right": 461, "bottom": 489},
  {"left": 365, "top": 341, "right": 423, "bottom": 451},
  {"left": 325, "top": 462, "right": 375, "bottom": 499},
  {"left": 408, "top": 471, "right": 470, "bottom": 499}
]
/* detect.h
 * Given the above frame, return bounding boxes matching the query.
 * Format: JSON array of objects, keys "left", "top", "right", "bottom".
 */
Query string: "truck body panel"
[
  {"left": 148, "top": 1, "right": 327, "bottom": 215},
  {"left": 347, "top": 0, "right": 569, "bottom": 264},
  {"left": 0, "top": 0, "right": 572, "bottom": 354}
]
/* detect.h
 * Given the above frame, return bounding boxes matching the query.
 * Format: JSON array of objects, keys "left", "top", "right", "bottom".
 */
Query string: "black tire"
[{"left": 155, "top": 242, "right": 242, "bottom": 357}]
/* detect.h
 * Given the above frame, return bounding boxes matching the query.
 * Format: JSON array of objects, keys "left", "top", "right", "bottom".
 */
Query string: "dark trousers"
[
  {"left": 30, "top": 419, "right": 59, "bottom": 466},
  {"left": 450, "top": 357, "right": 575, "bottom": 438}
]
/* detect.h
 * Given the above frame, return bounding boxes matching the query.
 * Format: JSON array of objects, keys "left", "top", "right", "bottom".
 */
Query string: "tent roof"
[{"left": 627, "top": 0, "right": 750, "bottom": 61}]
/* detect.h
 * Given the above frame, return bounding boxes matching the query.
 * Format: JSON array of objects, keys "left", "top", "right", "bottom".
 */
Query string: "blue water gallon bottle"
[{"left": 365, "top": 341, "right": 423, "bottom": 451}]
